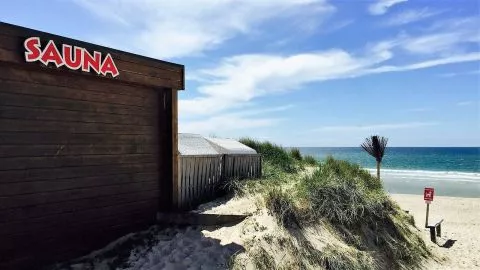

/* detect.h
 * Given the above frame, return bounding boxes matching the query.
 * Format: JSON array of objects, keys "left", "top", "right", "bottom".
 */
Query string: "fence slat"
[
  {"left": 194, "top": 157, "right": 200, "bottom": 205},
  {"left": 178, "top": 157, "right": 183, "bottom": 208},
  {"left": 176, "top": 154, "right": 261, "bottom": 210},
  {"left": 197, "top": 159, "right": 207, "bottom": 201},
  {"left": 180, "top": 158, "right": 186, "bottom": 209},
  {"left": 188, "top": 157, "right": 195, "bottom": 209},
  {"left": 205, "top": 159, "right": 210, "bottom": 199}
]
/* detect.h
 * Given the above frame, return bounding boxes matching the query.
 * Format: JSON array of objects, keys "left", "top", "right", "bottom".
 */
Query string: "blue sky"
[{"left": 1, "top": 0, "right": 479, "bottom": 146}]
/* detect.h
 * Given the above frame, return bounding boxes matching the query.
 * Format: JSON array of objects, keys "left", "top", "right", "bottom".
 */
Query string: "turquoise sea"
[{"left": 297, "top": 147, "right": 480, "bottom": 198}]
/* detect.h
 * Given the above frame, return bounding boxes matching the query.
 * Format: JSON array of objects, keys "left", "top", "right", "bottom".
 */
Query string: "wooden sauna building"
[{"left": 0, "top": 22, "right": 184, "bottom": 269}]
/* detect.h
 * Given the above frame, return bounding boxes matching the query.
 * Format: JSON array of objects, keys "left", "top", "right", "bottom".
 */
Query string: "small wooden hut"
[{"left": 176, "top": 134, "right": 261, "bottom": 209}]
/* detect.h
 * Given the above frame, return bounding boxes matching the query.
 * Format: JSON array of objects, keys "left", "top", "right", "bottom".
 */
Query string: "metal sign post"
[{"left": 424, "top": 187, "right": 434, "bottom": 227}]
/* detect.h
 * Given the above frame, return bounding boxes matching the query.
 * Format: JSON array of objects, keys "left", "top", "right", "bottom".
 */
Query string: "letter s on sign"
[{"left": 24, "top": 37, "right": 41, "bottom": 62}]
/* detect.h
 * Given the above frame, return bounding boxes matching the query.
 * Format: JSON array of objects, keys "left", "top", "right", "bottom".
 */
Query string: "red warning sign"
[{"left": 424, "top": 187, "right": 434, "bottom": 202}]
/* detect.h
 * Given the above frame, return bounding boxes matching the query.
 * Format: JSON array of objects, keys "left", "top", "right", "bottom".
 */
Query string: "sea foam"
[{"left": 367, "top": 168, "right": 480, "bottom": 183}]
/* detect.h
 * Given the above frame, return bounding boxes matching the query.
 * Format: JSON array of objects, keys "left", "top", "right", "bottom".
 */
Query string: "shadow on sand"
[
  {"left": 49, "top": 225, "right": 245, "bottom": 270},
  {"left": 439, "top": 239, "right": 456, "bottom": 249}
]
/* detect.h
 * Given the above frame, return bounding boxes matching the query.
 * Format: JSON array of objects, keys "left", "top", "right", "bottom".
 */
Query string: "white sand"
[
  {"left": 124, "top": 196, "right": 280, "bottom": 269},
  {"left": 60, "top": 196, "right": 270, "bottom": 270},
  {"left": 125, "top": 226, "right": 241, "bottom": 270},
  {"left": 391, "top": 194, "right": 480, "bottom": 270}
]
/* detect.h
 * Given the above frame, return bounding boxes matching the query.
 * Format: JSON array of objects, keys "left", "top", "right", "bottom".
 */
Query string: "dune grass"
[
  {"left": 232, "top": 138, "right": 431, "bottom": 269},
  {"left": 303, "top": 155, "right": 318, "bottom": 166},
  {"left": 240, "top": 138, "right": 298, "bottom": 173},
  {"left": 289, "top": 147, "right": 303, "bottom": 161}
]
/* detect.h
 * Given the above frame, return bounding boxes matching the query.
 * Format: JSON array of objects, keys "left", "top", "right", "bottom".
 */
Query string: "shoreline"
[
  {"left": 367, "top": 168, "right": 479, "bottom": 175},
  {"left": 369, "top": 168, "right": 480, "bottom": 199}
]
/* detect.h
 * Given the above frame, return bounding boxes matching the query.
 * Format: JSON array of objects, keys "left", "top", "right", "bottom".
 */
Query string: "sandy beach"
[{"left": 391, "top": 194, "right": 480, "bottom": 269}]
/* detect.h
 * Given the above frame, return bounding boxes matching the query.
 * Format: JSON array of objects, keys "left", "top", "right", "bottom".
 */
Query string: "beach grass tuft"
[
  {"left": 303, "top": 155, "right": 318, "bottom": 165},
  {"left": 240, "top": 138, "right": 297, "bottom": 173},
  {"left": 264, "top": 188, "right": 299, "bottom": 228},
  {"left": 289, "top": 147, "right": 303, "bottom": 161}
]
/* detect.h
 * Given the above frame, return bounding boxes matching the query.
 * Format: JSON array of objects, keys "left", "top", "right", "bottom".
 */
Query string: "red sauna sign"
[
  {"left": 24, "top": 37, "right": 120, "bottom": 78},
  {"left": 424, "top": 187, "right": 434, "bottom": 202}
]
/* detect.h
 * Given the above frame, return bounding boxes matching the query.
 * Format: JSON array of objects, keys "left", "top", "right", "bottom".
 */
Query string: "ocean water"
[{"left": 297, "top": 147, "right": 480, "bottom": 198}]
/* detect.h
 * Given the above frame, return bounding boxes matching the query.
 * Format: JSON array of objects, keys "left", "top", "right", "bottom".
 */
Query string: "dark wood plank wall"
[{"left": 0, "top": 22, "right": 184, "bottom": 269}]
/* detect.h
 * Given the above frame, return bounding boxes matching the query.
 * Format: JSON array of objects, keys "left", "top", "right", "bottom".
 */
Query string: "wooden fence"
[
  {"left": 176, "top": 154, "right": 261, "bottom": 209},
  {"left": 223, "top": 154, "right": 262, "bottom": 180}
]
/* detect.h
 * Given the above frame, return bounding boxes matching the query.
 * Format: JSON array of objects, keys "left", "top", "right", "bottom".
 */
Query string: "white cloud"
[
  {"left": 180, "top": 114, "right": 280, "bottom": 134},
  {"left": 428, "top": 17, "right": 480, "bottom": 32},
  {"left": 323, "top": 19, "right": 354, "bottom": 33},
  {"left": 183, "top": 48, "right": 480, "bottom": 116},
  {"left": 401, "top": 33, "right": 478, "bottom": 55},
  {"left": 74, "top": 0, "right": 335, "bottom": 59},
  {"left": 365, "top": 53, "right": 480, "bottom": 74},
  {"left": 457, "top": 101, "right": 474, "bottom": 106},
  {"left": 368, "top": 0, "right": 408, "bottom": 15},
  {"left": 178, "top": 105, "right": 292, "bottom": 135},
  {"left": 376, "top": 17, "right": 480, "bottom": 56},
  {"left": 179, "top": 114, "right": 282, "bottom": 135},
  {"left": 439, "top": 70, "right": 480, "bottom": 78},
  {"left": 237, "top": 105, "right": 295, "bottom": 117},
  {"left": 314, "top": 122, "right": 439, "bottom": 132},
  {"left": 182, "top": 48, "right": 391, "bottom": 115},
  {"left": 407, "top": 108, "right": 433, "bottom": 112},
  {"left": 384, "top": 8, "right": 443, "bottom": 26}
]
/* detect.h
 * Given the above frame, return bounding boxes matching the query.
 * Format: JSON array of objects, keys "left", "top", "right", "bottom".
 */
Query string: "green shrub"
[
  {"left": 319, "top": 156, "right": 383, "bottom": 191},
  {"left": 298, "top": 158, "right": 387, "bottom": 226},
  {"left": 289, "top": 148, "right": 303, "bottom": 161},
  {"left": 303, "top": 155, "right": 318, "bottom": 166},
  {"left": 240, "top": 138, "right": 297, "bottom": 173}
]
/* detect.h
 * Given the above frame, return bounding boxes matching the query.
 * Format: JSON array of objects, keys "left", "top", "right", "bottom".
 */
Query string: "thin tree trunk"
[{"left": 377, "top": 161, "right": 380, "bottom": 179}]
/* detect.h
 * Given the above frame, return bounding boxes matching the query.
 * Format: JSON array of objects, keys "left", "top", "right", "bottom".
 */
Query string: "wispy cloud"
[
  {"left": 323, "top": 19, "right": 354, "bottom": 33},
  {"left": 368, "top": 0, "right": 408, "bottom": 15},
  {"left": 365, "top": 53, "right": 480, "bottom": 74},
  {"left": 384, "top": 8, "right": 443, "bottom": 26},
  {"left": 184, "top": 50, "right": 480, "bottom": 115},
  {"left": 401, "top": 33, "right": 478, "bottom": 55},
  {"left": 237, "top": 105, "right": 295, "bottom": 117},
  {"left": 74, "top": 0, "right": 335, "bottom": 59},
  {"left": 387, "top": 17, "right": 480, "bottom": 56},
  {"left": 439, "top": 70, "right": 480, "bottom": 78},
  {"left": 457, "top": 101, "right": 474, "bottom": 106},
  {"left": 407, "top": 108, "right": 433, "bottom": 112},
  {"left": 179, "top": 105, "right": 292, "bottom": 134},
  {"left": 314, "top": 122, "right": 439, "bottom": 132},
  {"left": 179, "top": 114, "right": 283, "bottom": 135},
  {"left": 182, "top": 48, "right": 391, "bottom": 115}
]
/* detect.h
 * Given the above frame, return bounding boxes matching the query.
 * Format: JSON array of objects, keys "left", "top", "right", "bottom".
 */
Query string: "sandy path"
[{"left": 391, "top": 194, "right": 480, "bottom": 269}]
